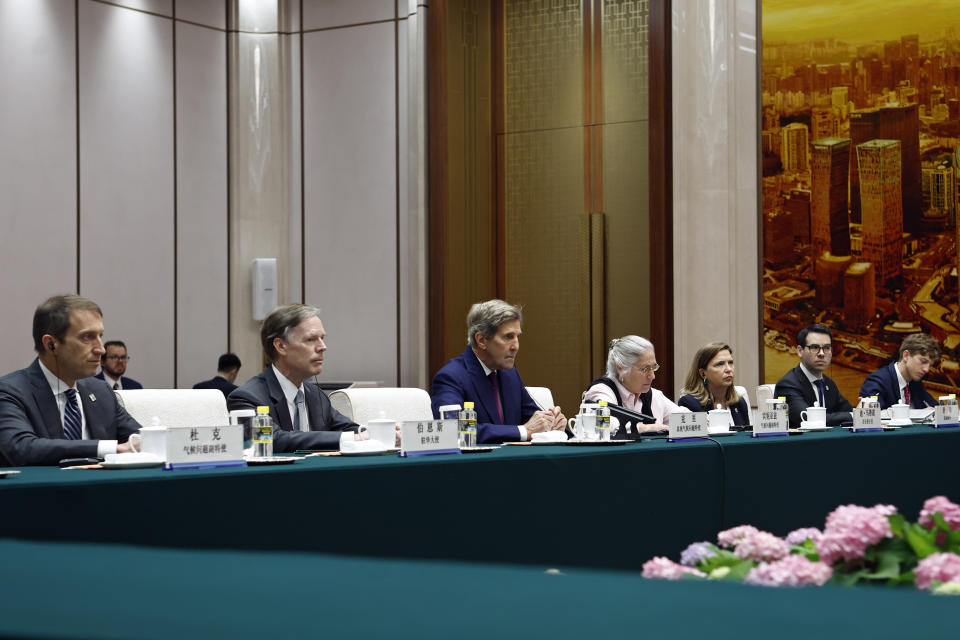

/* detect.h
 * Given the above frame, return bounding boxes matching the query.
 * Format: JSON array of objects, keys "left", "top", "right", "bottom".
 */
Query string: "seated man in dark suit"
[
  {"left": 860, "top": 333, "right": 939, "bottom": 409},
  {"left": 0, "top": 295, "right": 141, "bottom": 466},
  {"left": 193, "top": 353, "right": 242, "bottom": 399},
  {"left": 228, "top": 304, "right": 359, "bottom": 451},
  {"left": 774, "top": 323, "right": 853, "bottom": 428},
  {"left": 431, "top": 299, "right": 566, "bottom": 444},
  {"left": 94, "top": 340, "right": 143, "bottom": 390}
]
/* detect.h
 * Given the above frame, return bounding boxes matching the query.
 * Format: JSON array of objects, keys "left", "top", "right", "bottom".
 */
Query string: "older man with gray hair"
[
  {"left": 431, "top": 299, "right": 566, "bottom": 443},
  {"left": 228, "top": 304, "right": 359, "bottom": 451}
]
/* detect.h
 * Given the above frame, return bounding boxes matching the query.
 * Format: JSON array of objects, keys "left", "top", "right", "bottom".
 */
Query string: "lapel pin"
[{"left": 88, "top": 394, "right": 97, "bottom": 403}]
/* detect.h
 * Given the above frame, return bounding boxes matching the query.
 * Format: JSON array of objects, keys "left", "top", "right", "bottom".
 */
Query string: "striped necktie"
[
  {"left": 63, "top": 388, "right": 82, "bottom": 440},
  {"left": 293, "top": 389, "right": 304, "bottom": 432}
]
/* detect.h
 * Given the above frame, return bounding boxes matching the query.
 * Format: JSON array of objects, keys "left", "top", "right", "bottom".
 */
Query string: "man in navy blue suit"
[
  {"left": 193, "top": 353, "right": 242, "bottom": 399},
  {"left": 94, "top": 340, "right": 142, "bottom": 390},
  {"left": 860, "top": 333, "right": 939, "bottom": 409},
  {"left": 431, "top": 299, "right": 566, "bottom": 444}
]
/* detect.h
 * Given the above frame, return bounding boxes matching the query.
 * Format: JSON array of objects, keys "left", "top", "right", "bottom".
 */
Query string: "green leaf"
[
  {"left": 932, "top": 512, "right": 952, "bottom": 535},
  {"left": 905, "top": 523, "right": 940, "bottom": 559},
  {"left": 834, "top": 568, "right": 869, "bottom": 586},
  {"left": 725, "top": 560, "right": 756, "bottom": 582},
  {"left": 861, "top": 551, "right": 901, "bottom": 581},
  {"left": 888, "top": 513, "right": 906, "bottom": 536}
]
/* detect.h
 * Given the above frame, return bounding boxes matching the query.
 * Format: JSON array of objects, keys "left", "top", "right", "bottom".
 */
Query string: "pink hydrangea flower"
[
  {"left": 734, "top": 530, "right": 790, "bottom": 563},
  {"left": 914, "top": 552, "right": 960, "bottom": 590},
  {"left": 744, "top": 555, "right": 833, "bottom": 587},
  {"left": 785, "top": 527, "right": 823, "bottom": 546},
  {"left": 919, "top": 496, "right": 960, "bottom": 531},
  {"left": 642, "top": 556, "right": 707, "bottom": 581},
  {"left": 717, "top": 524, "right": 760, "bottom": 548},
  {"left": 816, "top": 504, "right": 897, "bottom": 566}
]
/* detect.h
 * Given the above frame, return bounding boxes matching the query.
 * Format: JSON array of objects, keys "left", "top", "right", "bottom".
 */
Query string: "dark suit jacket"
[
  {"left": 677, "top": 394, "right": 750, "bottom": 426},
  {"left": 193, "top": 376, "right": 237, "bottom": 399},
  {"left": 430, "top": 346, "right": 540, "bottom": 444},
  {"left": 227, "top": 367, "right": 357, "bottom": 452},
  {"left": 774, "top": 365, "right": 853, "bottom": 428},
  {"left": 94, "top": 372, "right": 143, "bottom": 390},
  {"left": 859, "top": 362, "right": 936, "bottom": 410},
  {"left": 0, "top": 360, "right": 141, "bottom": 466}
]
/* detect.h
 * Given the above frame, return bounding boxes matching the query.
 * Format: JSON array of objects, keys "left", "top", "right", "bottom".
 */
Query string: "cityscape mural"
[{"left": 761, "top": 0, "right": 960, "bottom": 401}]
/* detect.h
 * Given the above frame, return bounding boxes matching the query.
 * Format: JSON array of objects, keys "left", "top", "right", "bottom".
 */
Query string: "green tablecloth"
[
  {"left": 0, "top": 427, "right": 957, "bottom": 570},
  {"left": 0, "top": 538, "right": 954, "bottom": 639}
]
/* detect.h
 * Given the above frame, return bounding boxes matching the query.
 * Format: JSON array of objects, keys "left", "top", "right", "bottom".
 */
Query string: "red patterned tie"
[{"left": 904, "top": 386, "right": 911, "bottom": 406}]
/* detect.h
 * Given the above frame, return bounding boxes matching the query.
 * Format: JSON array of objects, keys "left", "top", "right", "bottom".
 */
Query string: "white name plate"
[
  {"left": 400, "top": 419, "right": 459, "bottom": 456},
  {"left": 755, "top": 409, "right": 788, "bottom": 435},
  {"left": 935, "top": 404, "right": 960, "bottom": 427},
  {"left": 669, "top": 412, "right": 708, "bottom": 439},
  {"left": 164, "top": 425, "right": 243, "bottom": 466},
  {"left": 853, "top": 406, "right": 882, "bottom": 430}
]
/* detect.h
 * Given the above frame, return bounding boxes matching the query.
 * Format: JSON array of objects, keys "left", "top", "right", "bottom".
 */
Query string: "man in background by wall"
[
  {"left": 193, "top": 353, "right": 242, "bottom": 399},
  {"left": 0, "top": 295, "right": 140, "bottom": 465},
  {"left": 775, "top": 323, "right": 854, "bottom": 428},
  {"left": 95, "top": 340, "right": 142, "bottom": 390}
]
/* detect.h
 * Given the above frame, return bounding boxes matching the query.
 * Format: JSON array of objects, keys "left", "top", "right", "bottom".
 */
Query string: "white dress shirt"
[
  {"left": 101, "top": 372, "right": 122, "bottom": 390},
  {"left": 799, "top": 363, "right": 824, "bottom": 406},
  {"left": 894, "top": 363, "right": 909, "bottom": 404},
  {"left": 38, "top": 360, "right": 117, "bottom": 456},
  {"left": 272, "top": 365, "right": 309, "bottom": 431}
]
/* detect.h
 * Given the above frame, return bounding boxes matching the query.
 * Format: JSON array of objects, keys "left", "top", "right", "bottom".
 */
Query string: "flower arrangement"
[{"left": 642, "top": 495, "right": 960, "bottom": 593}]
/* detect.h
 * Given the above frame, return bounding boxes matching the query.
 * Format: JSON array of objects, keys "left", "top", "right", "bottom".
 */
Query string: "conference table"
[{"left": 1, "top": 426, "right": 958, "bottom": 570}]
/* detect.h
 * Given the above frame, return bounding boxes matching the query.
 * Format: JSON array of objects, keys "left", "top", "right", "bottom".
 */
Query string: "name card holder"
[
  {"left": 752, "top": 409, "right": 788, "bottom": 438},
  {"left": 399, "top": 419, "right": 460, "bottom": 458},
  {"left": 668, "top": 412, "right": 708, "bottom": 442},
  {"left": 851, "top": 407, "right": 883, "bottom": 433},
  {"left": 163, "top": 425, "right": 246, "bottom": 470},
  {"left": 934, "top": 404, "right": 960, "bottom": 429}
]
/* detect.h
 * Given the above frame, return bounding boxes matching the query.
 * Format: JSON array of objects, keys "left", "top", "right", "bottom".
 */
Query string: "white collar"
[
  {"left": 38, "top": 359, "right": 77, "bottom": 396},
  {"left": 473, "top": 351, "right": 494, "bottom": 377},
  {"left": 894, "top": 362, "right": 908, "bottom": 391},
  {"left": 272, "top": 364, "right": 305, "bottom": 404},
  {"left": 101, "top": 371, "right": 120, "bottom": 388},
  {"left": 799, "top": 362, "right": 822, "bottom": 382}
]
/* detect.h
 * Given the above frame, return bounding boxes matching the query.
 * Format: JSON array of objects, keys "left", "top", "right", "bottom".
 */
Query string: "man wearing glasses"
[
  {"left": 775, "top": 323, "right": 853, "bottom": 428},
  {"left": 95, "top": 341, "right": 143, "bottom": 390}
]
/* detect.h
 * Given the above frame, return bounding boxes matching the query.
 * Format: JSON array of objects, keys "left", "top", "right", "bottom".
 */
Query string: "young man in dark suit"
[
  {"left": 94, "top": 340, "right": 143, "bottom": 390},
  {"left": 0, "top": 295, "right": 141, "bottom": 466},
  {"left": 228, "top": 304, "right": 360, "bottom": 452},
  {"left": 193, "top": 353, "right": 242, "bottom": 399},
  {"left": 430, "top": 299, "right": 566, "bottom": 444},
  {"left": 774, "top": 323, "right": 854, "bottom": 428},
  {"left": 860, "top": 333, "right": 939, "bottom": 409}
]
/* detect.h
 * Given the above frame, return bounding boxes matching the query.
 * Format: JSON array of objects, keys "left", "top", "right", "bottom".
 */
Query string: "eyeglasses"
[
  {"left": 631, "top": 363, "right": 660, "bottom": 375},
  {"left": 803, "top": 344, "right": 832, "bottom": 354},
  {"left": 105, "top": 355, "right": 130, "bottom": 362}
]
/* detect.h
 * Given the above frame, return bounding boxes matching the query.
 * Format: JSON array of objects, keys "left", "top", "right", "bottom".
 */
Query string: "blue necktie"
[
  {"left": 293, "top": 389, "right": 304, "bottom": 432},
  {"left": 63, "top": 388, "right": 82, "bottom": 440},
  {"left": 815, "top": 379, "right": 826, "bottom": 409}
]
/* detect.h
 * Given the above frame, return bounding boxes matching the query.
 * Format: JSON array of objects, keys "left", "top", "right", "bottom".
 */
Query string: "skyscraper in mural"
[
  {"left": 780, "top": 123, "right": 809, "bottom": 172},
  {"left": 857, "top": 139, "right": 903, "bottom": 287},
  {"left": 811, "top": 137, "right": 851, "bottom": 257}
]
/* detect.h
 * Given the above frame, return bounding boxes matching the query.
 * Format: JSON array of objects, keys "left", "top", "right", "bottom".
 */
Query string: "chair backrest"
[
  {"left": 735, "top": 385, "right": 752, "bottom": 425},
  {"left": 755, "top": 383, "right": 776, "bottom": 415},
  {"left": 115, "top": 389, "right": 230, "bottom": 428},
  {"left": 328, "top": 387, "right": 433, "bottom": 425},
  {"left": 526, "top": 386, "right": 555, "bottom": 410}
]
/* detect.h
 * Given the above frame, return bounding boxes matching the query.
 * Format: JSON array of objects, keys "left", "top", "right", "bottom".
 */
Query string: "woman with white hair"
[{"left": 582, "top": 335, "right": 686, "bottom": 432}]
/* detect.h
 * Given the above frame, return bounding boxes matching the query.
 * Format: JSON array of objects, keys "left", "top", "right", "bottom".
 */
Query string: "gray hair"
[
  {"left": 466, "top": 299, "right": 523, "bottom": 348},
  {"left": 606, "top": 335, "right": 655, "bottom": 379},
  {"left": 261, "top": 304, "right": 322, "bottom": 362}
]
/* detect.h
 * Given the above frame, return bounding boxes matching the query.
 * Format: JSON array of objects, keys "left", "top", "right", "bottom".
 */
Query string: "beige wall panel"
[
  {"left": 672, "top": 0, "right": 759, "bottom": 398},
  {"left": 176, "top": 22, "right": 227, "bottom": 388},
  {"left": 303, "top": 22, "right": 397, "bottom": 385},
  {"left": 0, "top": 0, "right": 77, "bottom": 372},
  {"left": 79, "top": 1, "right": 174, "bottom": 388},
  {"left": 96, "top": 0, "right": 172, "bottom": 17},
  {"left": 303, "top": 0, "right": 394, "bottom": 30},
  {"left": 175, "top": 0, "right": 225, "bottom": 29}
]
